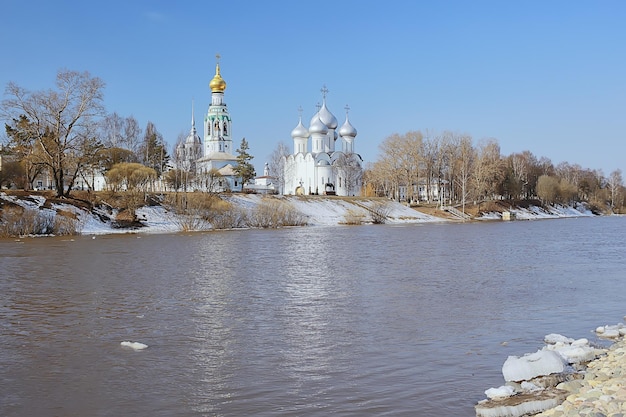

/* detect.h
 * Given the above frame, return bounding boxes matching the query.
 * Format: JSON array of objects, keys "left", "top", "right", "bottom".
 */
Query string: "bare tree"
[
  {"left": 100, "top": 112, "right": 142, "bottom": 154},
  {"left": 374, "top": 132, "right": 422, "bottom": 201},
  {"left": 363, "top": 161, "right": 389, "bottom": 197},
  {"left": 454, "top": 134, "right": 474, "bottom": 214},
  {"left": 196, "top": 168, "right": 224, "bottom": 194},
  {"left": 2, "top": 69, "right": 106, "bottom": 197},
  {"left": 536, "top": 175, "right": 559, "bottom": 204},
  {"left": 4, "top": 114, "right": 45, "bottom": 189},
  {"left": 608, "top": 169, "right": 623, "bottom": 212},
  {"left": 268, "top": 141, "right": 290, "bottom": 194},
  {"left": 472, "top": 138, "right": 504, "bottom": 201},
  {"left": 333, "top": 152, "right": 363, "bottom": 196},
  {"left": 400, "top": 131, "right": 422, "bottom": 203},
  {"left": 376, "top": 133, "right": 406, "bottom": 201},
  {"left": 420, "top": 131, "right": 439, "bottom": 203}
]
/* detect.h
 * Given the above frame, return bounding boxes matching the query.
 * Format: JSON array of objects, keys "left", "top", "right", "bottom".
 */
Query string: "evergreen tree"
[
  {"left": 140, "top": 121, "right": 169, "bottom": 176},
  {"left": 234, "top": 138, "right": 255, "bottom": 191}
]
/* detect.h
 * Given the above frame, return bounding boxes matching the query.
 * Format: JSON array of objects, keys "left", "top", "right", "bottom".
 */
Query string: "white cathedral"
[
  {"left": 176, "top": 58, "right": 363, "bottom": 195},
  {"left": 283, "top": 87, "right": 363, "bottom": 196}
]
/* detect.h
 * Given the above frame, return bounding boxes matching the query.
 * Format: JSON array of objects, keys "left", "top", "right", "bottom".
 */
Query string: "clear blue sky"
[{"left": 1, "top": 0, "right": 625, "bottom": 176}]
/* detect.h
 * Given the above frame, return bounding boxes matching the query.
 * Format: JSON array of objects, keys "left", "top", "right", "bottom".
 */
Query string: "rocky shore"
[
  {"left": 535, "top": 336, "right": 626, "bottom": 417},
  {"left": 476, "top": 321, "right": 626, "bottom": 417}
]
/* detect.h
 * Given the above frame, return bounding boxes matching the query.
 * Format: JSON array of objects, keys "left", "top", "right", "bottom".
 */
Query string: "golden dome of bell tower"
[{"left": 209, "top": 54, "right": 227, "bottom": 93}]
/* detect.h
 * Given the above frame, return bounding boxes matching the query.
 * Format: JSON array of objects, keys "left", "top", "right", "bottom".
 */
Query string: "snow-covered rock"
[{"left": 502, "top": 349, "right": 566, "bottom": 382}]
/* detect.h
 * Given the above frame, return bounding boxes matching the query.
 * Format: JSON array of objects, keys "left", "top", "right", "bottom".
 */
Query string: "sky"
[{"left": 1, "top": 0, "right": 625, "bottom": 177}]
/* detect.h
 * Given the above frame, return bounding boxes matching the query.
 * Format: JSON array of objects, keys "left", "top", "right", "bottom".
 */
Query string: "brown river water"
[{"left": 1, "top": 216, "right": 625, "bottom": 416}]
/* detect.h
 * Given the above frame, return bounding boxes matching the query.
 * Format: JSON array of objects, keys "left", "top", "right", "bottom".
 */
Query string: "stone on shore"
[{"left": 535, "top": 340, "right": 626, "bottom": 416}]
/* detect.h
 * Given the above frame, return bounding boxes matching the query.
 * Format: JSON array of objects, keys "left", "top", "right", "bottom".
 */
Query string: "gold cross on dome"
[{"left": 216, "top": 53, "right": 221, "bottom": 63}]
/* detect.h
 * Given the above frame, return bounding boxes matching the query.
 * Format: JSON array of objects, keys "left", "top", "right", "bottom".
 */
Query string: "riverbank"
[
  {"left": 476, "top": 321, "right": 626, "bottom": 417},
  {"left": 536, "top": 334, "right": 626, "bottom": 416},
  {"left": 0, "top": 191, "right": 596, "bottom": 236}
]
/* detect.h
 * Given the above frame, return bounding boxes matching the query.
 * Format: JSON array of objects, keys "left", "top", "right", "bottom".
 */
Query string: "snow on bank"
[
  {"left": 77, "top": 195, "right": 443, "bottom": 234},
  {"left": 478, "top": 202, "right": 594, "bottom": 221},
  {"left": 1, "top": 192, "right": 598, "bottom": 236},
  {"left": 224, "top": 194, "right": 441, "bottom": 226}
]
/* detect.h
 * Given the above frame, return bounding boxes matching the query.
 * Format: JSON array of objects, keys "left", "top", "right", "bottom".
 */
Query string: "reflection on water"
[{"left": 1, "top": 217, "right": 625, "bottom": 416}]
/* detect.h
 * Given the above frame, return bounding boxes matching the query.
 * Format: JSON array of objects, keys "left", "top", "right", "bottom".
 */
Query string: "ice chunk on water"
[
  {"left": 121, "top": 341, "right": 148, "bottom": 350},
  {"left": 502, "top": 349, "right": 566, "bottom": 382},
  {"left": 595, "top": 324, "right": 624, "bottom": 339}
]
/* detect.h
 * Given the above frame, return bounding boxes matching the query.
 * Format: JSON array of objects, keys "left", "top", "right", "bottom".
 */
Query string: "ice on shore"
[
  {"left": 502, "top": 349, "right": 566, "bottom": 382},
  {"left": 546, "top": 339, "right": 601, "bottom": 364},
  {"left": 544, "top": 333, "right": 574, "bottom": 344},
  {"left": 477, "top": 332, "right": 609, "bottom": 417},
  {"left": 485, "top": 385, "right": 516, "bottom": 400},
  {"left": 476, "top": 391, "right": 566, "bottom": 417},
  {"left": 595, "top": 323, "right": 626, "bottom": 339}
]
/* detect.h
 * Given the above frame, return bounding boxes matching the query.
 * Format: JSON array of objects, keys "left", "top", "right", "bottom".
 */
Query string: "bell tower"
[{"left": 204, "top": 54, "right": 233, "bottom": 155}]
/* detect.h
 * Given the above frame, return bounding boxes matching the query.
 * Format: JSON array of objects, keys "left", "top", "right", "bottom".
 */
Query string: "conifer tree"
[{"left": 234, "top": 138, "right": 255, "bottom": 191}]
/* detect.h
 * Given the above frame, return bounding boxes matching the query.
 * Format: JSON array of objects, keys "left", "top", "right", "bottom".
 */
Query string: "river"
[{"left": 1, "top": 216, "right": 625, "bottom": 416}]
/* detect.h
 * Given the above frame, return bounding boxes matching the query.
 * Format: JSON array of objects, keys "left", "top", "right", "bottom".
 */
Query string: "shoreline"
[
  {"left": 476, "top": 322, "right": 626, "bottom": 417},
  {"left": 0, "top": 192, "right": 597, "bottom": 238},
  {"left": 534, "top": 337, "right": 626, "bottom": 416}
]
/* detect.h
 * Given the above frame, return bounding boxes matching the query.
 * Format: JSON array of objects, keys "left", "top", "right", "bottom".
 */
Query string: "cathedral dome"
[
  {"left": 339, "top": 115, "right": 357, "bottom": 138},
  {"left": 209, "top": 63, "right": 227, "bottom": 92},
  {"left": 309, "top": 115, "right": 328, "bottom": 135},
  {"left": 291, "top": 117, "right": 309, "bottom": 139},
  {"left": 186, "top": 131, "right": 201, "bottom": 144},
  {"left": 318, "top": 100, "right": 338, "bottom": 129},
  {"left": 309, "top": 111, "right": 320, "bottom": 127}
]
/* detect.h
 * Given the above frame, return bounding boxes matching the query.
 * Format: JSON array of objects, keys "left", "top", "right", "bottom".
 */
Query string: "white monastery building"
[
  {"left": 283, "top": 87, "right": 363, "bottom": 196},
  {"left": 174, "top": 59, "right": 363, "bottom": 195}
]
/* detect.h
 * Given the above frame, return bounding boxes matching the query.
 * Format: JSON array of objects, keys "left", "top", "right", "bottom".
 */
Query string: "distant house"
[
  {"left": 398, "top": 179, "right": 450, "bottom": 204},
  {"left": 244, "top": 163, "right": 277, "bottom": 194}
]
